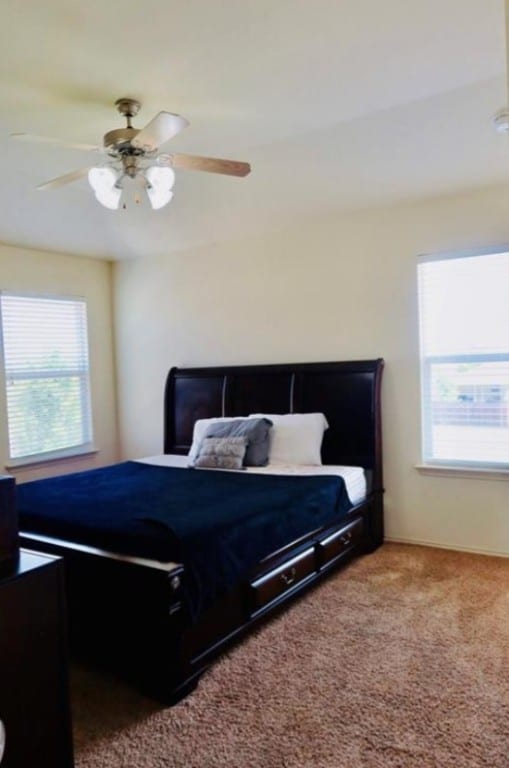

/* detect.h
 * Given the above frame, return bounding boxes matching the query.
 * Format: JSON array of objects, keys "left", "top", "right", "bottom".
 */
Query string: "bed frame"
[{"left": 19, "top": 358, "right": 384, "bottom": 703}]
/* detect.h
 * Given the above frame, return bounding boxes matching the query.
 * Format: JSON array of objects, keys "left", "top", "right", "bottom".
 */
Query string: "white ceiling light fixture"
[
  {"left": 88, "top": 166, "right": 122, "bottom": 210},
  {"left": 145, "top": 164, "right": 175, "bottom": 210},
  {"left": 88, "top": 162, "right": 175, "bottom": 211},
  {"left": 493, "top": 108, "right": 509, "bottom": 133},
  {"left": 10, "top": 97, "right": 250, "bottom": 212}
]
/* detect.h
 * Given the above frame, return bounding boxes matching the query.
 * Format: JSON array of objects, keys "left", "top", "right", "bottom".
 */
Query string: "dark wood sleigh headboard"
[{"left": 164, "top": 359, "right": 384, "bottom": 491}]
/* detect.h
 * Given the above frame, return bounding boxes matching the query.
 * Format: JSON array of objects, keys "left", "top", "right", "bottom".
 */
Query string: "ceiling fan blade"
[
  {"left": 171, "top": 153, "right": 251, "bottom": 177},
  {"left": 131, "top": 112, "right": 189, "bottom": 151},
  {"left": 10, "top": 133, "right": 100, "bottom": 152},
  {"left": 37, "top": 168, "right": 91, "bottom": 191}
]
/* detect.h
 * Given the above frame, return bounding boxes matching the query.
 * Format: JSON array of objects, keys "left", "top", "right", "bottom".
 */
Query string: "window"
[
  {"left": 417, "top": 249, "right": 509, "bottom": 469},
  {"left": 0, "top": 293, "right": 93, "bottom": 463}
]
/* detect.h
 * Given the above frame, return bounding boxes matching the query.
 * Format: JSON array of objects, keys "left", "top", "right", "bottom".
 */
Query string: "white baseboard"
[{"left": 384, "top": 536, "right": 509, "bottom": 560}]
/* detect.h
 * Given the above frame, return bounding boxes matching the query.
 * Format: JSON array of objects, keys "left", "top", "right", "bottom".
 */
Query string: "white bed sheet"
[{"left": 136, "top": 454, "right": 367, "bottom": 506}]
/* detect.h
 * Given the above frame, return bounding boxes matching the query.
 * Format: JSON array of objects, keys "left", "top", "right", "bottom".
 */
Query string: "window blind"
[
  {"left": 0, "top": 294, "right": 93, "bottom": 461},
  {"left": 417, "top": 250, "right": 509, "bottom": 468}
]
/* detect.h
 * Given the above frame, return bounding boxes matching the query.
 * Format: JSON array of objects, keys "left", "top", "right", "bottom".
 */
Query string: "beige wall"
[
  {"left": 114, "top": 182, "right": 509, "bottom": 557},
  {"left": 0, "top": 242, "right": 119, "bottom": 482}
]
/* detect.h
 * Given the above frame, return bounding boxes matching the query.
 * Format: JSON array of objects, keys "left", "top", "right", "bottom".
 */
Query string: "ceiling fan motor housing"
[
  {"left": 104, "top": 97, "right": 144, "bottom": 153},
  {"left": 103, "top": 126, "right": 142, "bottom": 153}
]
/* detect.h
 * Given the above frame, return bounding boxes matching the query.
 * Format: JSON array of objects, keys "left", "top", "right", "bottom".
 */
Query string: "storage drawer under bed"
[
  {"left": 249, "top": 547, "right": 316, "bottom": 613},
  {"left": 317, "top": 517, "right": 363, "bottom": 568},
  {"left": 248, "top": 516, "right": 363, "bottom": 615},
  {"left": 189, "top": 513, "right": 366, "bottom": 665}
]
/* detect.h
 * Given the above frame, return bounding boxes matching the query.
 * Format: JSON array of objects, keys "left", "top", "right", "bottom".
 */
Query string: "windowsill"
[
  {"left": 5, "top": 445, "right": 98, "bottom": 472},
  {"left": 415, "top": 463, "right": 509, "bottom": 481}
]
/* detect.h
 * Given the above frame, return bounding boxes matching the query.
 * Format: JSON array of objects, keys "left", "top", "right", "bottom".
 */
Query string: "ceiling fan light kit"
[{"left": 11, "top": 97, "right": 251, "bottom": 211}]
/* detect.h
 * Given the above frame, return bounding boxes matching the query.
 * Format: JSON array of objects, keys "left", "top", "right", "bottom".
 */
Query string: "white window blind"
[
  {"left": 0, "top": 294, "right": 93, "bottom": 461},
  {"left": 417, "top": 250, "right": 509, "bottom": 468}
]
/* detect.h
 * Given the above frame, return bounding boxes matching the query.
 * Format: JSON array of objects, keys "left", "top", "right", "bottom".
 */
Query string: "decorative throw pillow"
[
  {"left": 194, "top": 436, "right": 248, "bottom": 470},
  {"left": 203, "top": 418, "right": 273, "bottom": 466},
  {"left": 188, "top": 417, "right": 247, "bottom": 462}
]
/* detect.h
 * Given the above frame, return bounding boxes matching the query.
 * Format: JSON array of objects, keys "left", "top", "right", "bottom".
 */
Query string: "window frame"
[
  {"left": 0, "top": 291, "right": 96, "bottom": 467},
  {"left": 417, "top": 247, "right": 509, "bottom": 472}
]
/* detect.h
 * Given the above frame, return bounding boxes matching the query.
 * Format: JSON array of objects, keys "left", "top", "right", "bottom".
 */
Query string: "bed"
[{"left": 15, "top": 358, "right": 384, "bottom": 703}]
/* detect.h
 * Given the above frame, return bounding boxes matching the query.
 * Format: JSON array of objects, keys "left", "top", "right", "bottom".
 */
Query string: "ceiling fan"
[{"left": 10, "top": 97, "right": 251, "bottom": 210}]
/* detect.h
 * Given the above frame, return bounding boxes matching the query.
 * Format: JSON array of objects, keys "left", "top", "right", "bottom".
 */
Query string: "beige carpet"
[{"left": 72, "top": 544, "right": 509, "bottom": 767}]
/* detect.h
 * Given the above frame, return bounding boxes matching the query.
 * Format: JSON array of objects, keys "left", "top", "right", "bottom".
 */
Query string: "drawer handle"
[
  {"left": 280, "top": 567, "right": 297, "bottom": 587},
  {"left": 340, "top": 531, "right": 353, "bottom": 545}
]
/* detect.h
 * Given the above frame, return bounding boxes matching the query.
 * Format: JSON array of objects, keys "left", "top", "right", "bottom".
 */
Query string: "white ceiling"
[{"left": 0, "top": 0, "right": 508, "bottom": 260}]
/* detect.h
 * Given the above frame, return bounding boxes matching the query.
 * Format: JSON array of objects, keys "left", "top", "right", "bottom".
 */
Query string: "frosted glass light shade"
[
  {"left": 88, "top": 167, "right": 121, "bottom": 210},
  {"left": 145, "top": 165, "right": 175, "bottom": 210}
]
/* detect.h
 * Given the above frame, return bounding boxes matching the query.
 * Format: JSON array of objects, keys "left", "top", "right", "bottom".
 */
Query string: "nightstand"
[{"left": 0, "top": 550, "right": 73, "bottom": 767}]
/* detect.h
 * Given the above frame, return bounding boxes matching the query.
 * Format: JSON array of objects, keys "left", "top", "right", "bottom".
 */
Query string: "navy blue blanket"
[{"left": 17, "top": 462, "right": 353, "bottom": 618}]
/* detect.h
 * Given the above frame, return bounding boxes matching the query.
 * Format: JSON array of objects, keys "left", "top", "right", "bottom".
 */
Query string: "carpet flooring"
[{"left": 72, "top": 543, "right": 509, "bottom": 767}]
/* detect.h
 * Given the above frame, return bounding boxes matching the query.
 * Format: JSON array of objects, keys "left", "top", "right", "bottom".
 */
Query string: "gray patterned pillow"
[
  {"left": 194, "top": 436, "right": 248, "bottom": 470},
  {"left": 203, "top": 418, "right": 273, "bottom": 466}
]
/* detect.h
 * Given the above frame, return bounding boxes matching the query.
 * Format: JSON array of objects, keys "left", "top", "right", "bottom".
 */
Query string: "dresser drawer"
[
  {"left": 249, "top": 547, "right": 316, "bottom": 612},
  {"left": 317, "top": 518, "right": 363, "bottom": 568}
]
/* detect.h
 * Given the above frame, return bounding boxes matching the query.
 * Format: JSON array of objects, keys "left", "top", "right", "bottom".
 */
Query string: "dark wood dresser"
[{"left": 0, "top": 550, "right": 74, "bottom": 767}]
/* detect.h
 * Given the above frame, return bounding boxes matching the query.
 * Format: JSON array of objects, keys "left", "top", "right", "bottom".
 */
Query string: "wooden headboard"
[{"left": 164, "top": 359, "right": 384, "bottom": 491}]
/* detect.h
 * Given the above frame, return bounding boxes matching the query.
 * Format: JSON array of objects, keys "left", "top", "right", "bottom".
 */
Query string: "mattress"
[
  {"left": 20, "top": 456, "right": 367, "bottom": 577},
  {"left": 18, "top": 460, "right": 355, "bottom": 617},
  {"left": 136, "top": 454, "right": 367, "bottom": 506}
]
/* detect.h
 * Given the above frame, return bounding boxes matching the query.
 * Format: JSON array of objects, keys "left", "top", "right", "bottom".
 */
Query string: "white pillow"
[
  {"left": 249, "top": 412, "right": 329, "bottom": 466},
  {"left": 188, "top": 417, "right": 247, "bottom": 461}
]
